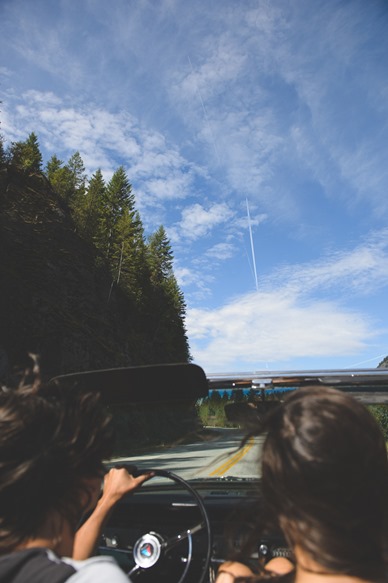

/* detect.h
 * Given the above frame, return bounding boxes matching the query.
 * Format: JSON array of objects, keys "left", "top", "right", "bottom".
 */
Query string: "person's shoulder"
[{"left": 64, "top": 556, "right": 130, "bottom": 583}]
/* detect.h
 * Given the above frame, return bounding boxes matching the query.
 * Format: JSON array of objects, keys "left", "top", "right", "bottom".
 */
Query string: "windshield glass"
[
  {"left": 104, "top": 374, "right": 388, "bottom": 483},
  {"left": 105, "top": 389, "right": 289, "bottom": 481}
]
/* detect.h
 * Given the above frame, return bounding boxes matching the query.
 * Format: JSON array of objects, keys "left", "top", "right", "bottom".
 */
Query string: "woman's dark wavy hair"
[
  {"left": 0, "top": 375, "right": 115, "bottom": 553},
  {"left": 231, "top": 386, "right": 388, "bottom": 583}
]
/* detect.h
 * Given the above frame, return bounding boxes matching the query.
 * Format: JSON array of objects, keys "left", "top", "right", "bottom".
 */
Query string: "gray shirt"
[{"left": 0, "top": 547, "right": 131, "bottom": 583}]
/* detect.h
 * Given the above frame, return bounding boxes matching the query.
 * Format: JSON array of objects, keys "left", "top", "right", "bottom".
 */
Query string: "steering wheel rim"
[{"left": 102, "top": 467, "right": 212, "bottom": 583}]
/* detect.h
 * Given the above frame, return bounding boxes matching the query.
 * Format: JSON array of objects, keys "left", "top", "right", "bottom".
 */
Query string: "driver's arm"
[{"left": 73, "top": 467, "right": 153, "bottom": 560}]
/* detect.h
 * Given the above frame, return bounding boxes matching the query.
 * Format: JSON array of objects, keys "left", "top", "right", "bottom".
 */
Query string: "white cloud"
[
  {"left": 204, "top": 242, "right": 236, "bottom": 260},
  {"left": 186, "top": 232, "right": 388, "bottom": 371},
  {"left": 169, "top": 202, "right": 235, "bottom": 242},
  {"left": 22, "top": 89, "right": 62, "bottom": 107},
  {"left": 187, "top": 290, "right": 372, "bottom": 372},
  {"left": 145, "top": 175, "right": 192, "bottom": 201},
  {"left": 174, "top": 265, "right": 213, "bottom": 300}
]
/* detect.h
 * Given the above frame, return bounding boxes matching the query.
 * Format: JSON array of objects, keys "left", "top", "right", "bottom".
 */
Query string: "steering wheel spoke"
[
  {"left": 163, "top": 521, "right": 206, "bottom": 552},
  {"left": 128, "top": 564, "right": 142, "bottom": 578}
]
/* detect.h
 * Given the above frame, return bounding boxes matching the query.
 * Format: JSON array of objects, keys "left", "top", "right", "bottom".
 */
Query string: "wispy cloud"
[
  {"left": 168, "top": 0, "right": 388, "bottom": 221},
  {"left": 171, "top": 35, "right": 289, "bottom": 205},
  {"left": 266, "top": 229, "right": 388, "bottom": 298},
  {"left": 174, "top": 264, "right": 214, "bottom": 301}
]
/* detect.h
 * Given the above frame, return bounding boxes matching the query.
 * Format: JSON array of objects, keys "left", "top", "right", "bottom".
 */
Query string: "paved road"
[{"left": 111, "top": 427, "right": 264, "bottom": 480}]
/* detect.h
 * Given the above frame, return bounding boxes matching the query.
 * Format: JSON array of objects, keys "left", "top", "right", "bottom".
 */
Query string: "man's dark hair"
[{"left": 0, "top": 380, "right": 114, "bottom": 553}]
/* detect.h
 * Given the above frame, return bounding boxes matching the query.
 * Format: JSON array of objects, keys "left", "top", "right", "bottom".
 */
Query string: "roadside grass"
[{"left": 368, "top": 405, "right": 388, "bottom": 444}]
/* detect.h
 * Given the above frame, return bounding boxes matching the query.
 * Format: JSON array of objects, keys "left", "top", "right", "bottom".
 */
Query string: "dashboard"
[{"left": 98, "top": 478, "right": 292, "bottom": 583}]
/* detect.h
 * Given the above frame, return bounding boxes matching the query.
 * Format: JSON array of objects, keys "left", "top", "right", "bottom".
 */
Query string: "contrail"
[
  {"left": 187, "top": 55, "right": 220, "bottom": 164},
  {"left": 348, "top": 354, "right": 387, "bottom": 367},
  {"left": 246, "top": 198, "right": 259, "bottom": 291}
]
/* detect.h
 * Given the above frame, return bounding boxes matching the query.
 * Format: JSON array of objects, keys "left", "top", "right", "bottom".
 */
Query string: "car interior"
[{"left": 53, "top": 364, "right": 388, "bottom": 583}]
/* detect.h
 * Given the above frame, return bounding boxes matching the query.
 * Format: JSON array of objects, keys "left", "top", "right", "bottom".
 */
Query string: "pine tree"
[
  {"left": 66, "top": 151, "right": 88, "bottom": 226},
  {"left": 105, "top": 166, "right": 134, "bottom": 220},
  {"left": 111, "top": 208, "right": 148, "bottom": 302},
  {"left": 99, "top": 167, "right": 134, "bottom": 259},
  {"left": 78, "top": 168, "right": 106, "bottom": 242},
  {"left": 147, "top": 226, "right": 174, "bottom": 285},
  {"left": 46, "top": 152, "right": 87, "bottom": 210},
  {"left": 0, "top": 101, "right": 3, "bottom": 165},
  {"left": 10, "top": 132, "right": 43, "bottom": 173},
  {"left": 0, "top": 102, "right": 9, "bottom": 166},
  {"left": 45, "top": 154, "right": 74, "bottom": 200},
  {"left": 46, "top": 154, "right": 63, "bottom": 179},
  {"left": 0, "top": 134, "right": 5, "bottom": 167},
  {"left": 68, "top": 152, "right": 86, "bottom": 192},
  {"left": 95, "top": 167, "right": 150, "bottom": 306},
  {"left": 146, "top": 226, "right": 190, "bottom": 362}
]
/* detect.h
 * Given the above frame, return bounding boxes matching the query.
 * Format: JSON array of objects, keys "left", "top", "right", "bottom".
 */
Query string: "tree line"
[{"left": 0, "top": 131, "right": 191, "bottom": 364}]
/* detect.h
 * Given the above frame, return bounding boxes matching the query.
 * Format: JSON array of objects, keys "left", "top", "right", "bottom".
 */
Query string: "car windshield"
[
  {"left": 104, "top": 368, "right": 388, "bottom": 483},
  {"left": 106, "top": 396, "right": 263, "bottom": 481}
]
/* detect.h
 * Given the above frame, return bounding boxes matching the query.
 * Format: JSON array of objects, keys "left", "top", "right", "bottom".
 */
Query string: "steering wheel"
[{"left": 99, "top": 468, "right": 212, "bottom": 583}]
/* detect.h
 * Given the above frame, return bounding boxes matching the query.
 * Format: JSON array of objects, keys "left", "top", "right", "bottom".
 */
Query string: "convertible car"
[{"left": 54, "top": 364, "right": 388, "bottom": 583}]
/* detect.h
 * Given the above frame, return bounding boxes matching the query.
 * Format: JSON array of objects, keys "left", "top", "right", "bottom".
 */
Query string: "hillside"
[
  {"left": 0, "top": 164, "right": 188, "bottom": 379},
  {"left": 379, "top": 356, "right": 388, "bottom": 368}
]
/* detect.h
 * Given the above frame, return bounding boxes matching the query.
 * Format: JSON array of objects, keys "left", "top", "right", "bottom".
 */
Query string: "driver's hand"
[
  {"left": 265, "top": 557, "right": 294, "bottom": 574},
  {"left": 73, "top": 467, "right": 154, "bottom": 561},
  {"left": 216, "top": 561, "right": 254, "bottom": 581},
  {"left": 216, "top": 558, "right": 294, "bottom": 581},
  {"left": 101, "top": 467, "right": 154, "bottom": 505}
]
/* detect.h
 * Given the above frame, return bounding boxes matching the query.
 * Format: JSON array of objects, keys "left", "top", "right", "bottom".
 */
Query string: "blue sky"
[{"left": 2, "top": 0, "right": 388, "bottom": 373}]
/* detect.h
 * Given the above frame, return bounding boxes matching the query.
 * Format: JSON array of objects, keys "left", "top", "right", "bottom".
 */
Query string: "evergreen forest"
[{"left": 0, "top": 131, "right": 190, "bottom": 379}]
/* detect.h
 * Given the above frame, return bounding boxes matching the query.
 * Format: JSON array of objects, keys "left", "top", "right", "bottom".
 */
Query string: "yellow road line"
[{"left": 209, "top": 437, "right": 254, "bottom": 477}]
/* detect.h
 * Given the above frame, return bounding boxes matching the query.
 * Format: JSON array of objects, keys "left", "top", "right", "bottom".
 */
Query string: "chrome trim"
[{"left": 207, "top": 368, "right": 388, "bottom": 403}]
